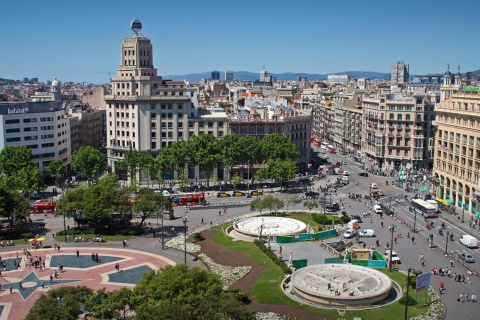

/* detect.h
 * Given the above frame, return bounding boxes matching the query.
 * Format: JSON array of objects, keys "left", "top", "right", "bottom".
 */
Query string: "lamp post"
[
  {"left": 389, "top": 224, "right": 395, "bottom": 271},
  {"left": 160, "top": 195, "right": 164, "bottom": 250},
  {"left": 462, "top": 204, "right": 465, "bottom": 223},
  {"left": 62, "top": 185, "right": 67, "bottom": 243},
  {"left": 183, "top": 216, "right": 188, "bottom": 263},
  {"left": 413, "top": 206, "right": 417, "bottom": 232},
  {"left": 404, "top": 267, "right": 414, "bottom": 320},
  {"left": 445, "top": 231, "right": 450, "bottom": 255}
]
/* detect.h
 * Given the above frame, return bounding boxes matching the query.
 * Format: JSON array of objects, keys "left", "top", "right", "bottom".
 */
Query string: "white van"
[
  {"left": 370, "top": 183, "right": 378, "bottom": 189},
  {"left": 347, "top": 219, "right": 360, "bottom": 230},
  {"left": 321, "top": 142, "right": 328, "bottom": 149},
  {"left": 359, "top": 229, "right": 375, "bottom": 237},
  {"left": 373, "top": 205, "right": 383, "bottom": 214},
  {"left": 342, "top": 175, "right": 349, "bottom": 183},
  {"left": 460, "top": 235, "right": 478, "bottom": 248}
]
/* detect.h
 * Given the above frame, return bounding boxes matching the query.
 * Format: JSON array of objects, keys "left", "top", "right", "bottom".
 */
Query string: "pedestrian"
[
  {"left": 115, "top": 263, "right": 119, "bottom": 272},
  {"left": 363, "top": 242, "right": 366, "bottom": 248},
  {"left": 219, "top": 210, "right": 221, "bottom": 216},
  {"left": 440, "top": 281, "right": 444, "bottom": 290},
  {"left": 376, "top": 239, "right": 379, "bottom": 247},
  {"left": 370, "top": 216, "right": 373, "bottom": 223},
  {"left": 450, "top": 259, "right": 454, "bottom": 267},
  {"left": 201, "top": 218, "right": 204, "bottom": 224},
  {"left": 412, "top": 236, "right": 415, "bottom": 244},
  {"left": 57, "top": 245, "right": 60, "bottom": 251},
  {"left": 454, "top": 272, "right": 457, "bottom": 281},
  {"left": 459, "top": 293, "right": 464, "bottom": 302},
  {"left": 466, "top": 293, "right": 470, "bottom": 302},
  {"left": 462, "top": 274, "right": 465, "bottom": 283},
  {"left": 19, "top": 281, "right": 23, "bottom": 290},
  {"left": 381, "top": 221, "right": 384, "bottom": 228},
  {"left": 467, "top": 276, "right": 471, "bottom": 285},
  {"left": 224, "top": 206, "right": 227, "bottom": 214},
  {"left": 50, "top": 274, "right": 53, "bottom": 283},
  {"left": 95, "top": 253, "right": 99, "bottom": 262},
  {"left": 122, "top": 240, "right": 127, "bottom": 248},
  {"left": 91, "top": 253, "right": 95, "bottom": 261},
  {"left": 9, "top": 285, "right": 13, "bottom": 294},
  {"left": 394, "top": 237, "right": 397, "bottom": 244},
  {"left": 76, "top": 250, "right": 79, "bottom": 258},
  {"left": 41, "top": 280, "right": 44, "bottom": 288},
  {"left": 407, "top": 231, "right": 410, "bottom": 238},
  {"left": 472, "top": 293, "right": 477, "bottom": 302}
]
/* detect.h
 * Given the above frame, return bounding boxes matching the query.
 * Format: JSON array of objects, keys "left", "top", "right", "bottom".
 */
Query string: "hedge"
[{"left": 254, "top": 240, "right": 291, "bottom": 274}]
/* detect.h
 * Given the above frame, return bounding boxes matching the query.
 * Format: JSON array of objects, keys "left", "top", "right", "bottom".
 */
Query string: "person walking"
[
  {"left": 201, "top": 218, "right": 204, "bottom": 224},
  {"left": 472, "top": 293, "right": 477, "bottom": 302},
  {"left": 115, "top": 263, "right": 119, "bottom": 272},
  {"left": 411, "top": 236, "right": 415, "bottom": 244},
  {"left": 76, "top": 250, "right": 79, "bottom": 258}
]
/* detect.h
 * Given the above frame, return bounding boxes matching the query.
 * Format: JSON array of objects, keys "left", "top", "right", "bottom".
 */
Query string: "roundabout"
[{"left": 229, "top": 216, "right": 307, "bottom": 241}]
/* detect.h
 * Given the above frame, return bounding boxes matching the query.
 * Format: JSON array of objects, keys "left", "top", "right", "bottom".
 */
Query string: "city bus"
[
  {"left": 410, "top": 198, "right": 437, "bottom": 218},
  {"left": 34, "top": 200, "right": 57, "bottom": 214},
  {"left": 170, "top": 192, "right": 205, "bottom": 206}
]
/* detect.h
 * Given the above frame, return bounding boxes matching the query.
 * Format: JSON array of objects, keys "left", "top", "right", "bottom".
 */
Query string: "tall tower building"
[
  {"left": 225, "top": 70, "right": 233, "bottom": 82},
  {"left": 211, "top": 70, "right": 220, "bottom": 80},
  {"left": 391, "top": 61, "right": 409, "bottom": 84},
  {"left": 105, "top": 20, "right": 197, "bottom": 175},
  {"left": 260, "top": 66, "right": 268, "bottom": 82}
]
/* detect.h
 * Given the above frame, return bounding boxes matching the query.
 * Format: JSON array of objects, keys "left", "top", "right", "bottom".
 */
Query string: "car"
[
  {"left": 217, "top": 191, "right": 231, "bottom": 198},
  {"left": 232, "top": 191, "right": 246, "bottom": 197},
  {"left": 353, "top": 215, "right": 363, "bottom": 223},
  {"left": 249, "top": 190, "right": 263, "bottom": 196},
  {"left": 384, "top": 250, "right": 401, "bottom": 263},
  {"left": 359, "top": 172, "right": 369, "bottom": 177},
  {"left": 359, "top": 229, "right": 375, "bottom": 237},
  {"left": 459, "top": 253, "right": 475, "bottom": 263},
  {"left": 335, "top": 162, "right": 342, "bottom": 167},
  {"left": 343, "top": 228, "right": 357, "bottom": 239},
  {"left": 324, "top": 155, "right": 329, "bottom": 159},
  {"left": 342, "top": 171, "right": 349, "bottom": 176},
  {"left": 305, "top": 191, "right": 319, "bottom": 198},
  {"left": 341, "top": 161, "right": 347, "bottom": 165}
]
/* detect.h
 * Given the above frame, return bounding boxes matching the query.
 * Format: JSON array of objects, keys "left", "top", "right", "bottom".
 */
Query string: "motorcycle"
[
  {"left": 449, "top": 234, "right": 454, "bottom": 241},
  {"left": 438, "top": 227, "right": 444, "bottom": 236}
]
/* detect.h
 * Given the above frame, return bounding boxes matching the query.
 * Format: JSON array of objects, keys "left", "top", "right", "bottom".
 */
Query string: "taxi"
[
  {"left": 232, "top": 191, "right": 246, "bottom": 197},
  {"left": 249, "top": 190, "right": 263, "bottom": 196},
  {"left": 217, "top": 191, "right": 231, "bottom": 198}
]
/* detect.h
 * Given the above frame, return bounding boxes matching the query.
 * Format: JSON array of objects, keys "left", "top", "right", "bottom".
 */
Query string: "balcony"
[
  {"left": 396, "top": 133, "right": 403, "bottom": 138},
  {"left": 388, "top": 133, "right": 394, "bottom": 137},
  {"left": 405, "top": 126, "right": 411, "bottom": 131},
  {"left": 397, "top": 125, "right": 403, "bottom": 130},
  {"left": 405, "top": 133, "right": 411, "bottom": 139},
  {"left": 412, "top": 135, "right": 424, "bottom": 139}
]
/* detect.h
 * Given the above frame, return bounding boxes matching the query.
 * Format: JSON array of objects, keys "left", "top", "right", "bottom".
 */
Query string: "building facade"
[
  {"left": 361, "top": 93, "right": 436, "bottom": 170},
  {"left": 225, "top": 70, "right": 233, "bottom": 82},
  {"left": 432, "top": 70, "right": 480, "bottom": 216},
  {"left": 0, "top": 101, "right": 71, "bottom": 170},
  {"left": 105, "top": 28, "right": 198, "bottom": 173},
  {"left": 211, "top": 71, "right": 220, "bottom": 80}
]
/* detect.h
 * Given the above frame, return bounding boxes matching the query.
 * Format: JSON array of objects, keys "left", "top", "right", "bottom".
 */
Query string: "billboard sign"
[{"left": 416, "top": 271, "right": 431, "bottom": 292}]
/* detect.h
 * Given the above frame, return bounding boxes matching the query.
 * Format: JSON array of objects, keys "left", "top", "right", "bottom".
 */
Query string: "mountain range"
[{"left": 163, "top": 71, "right": 391, "bottom": 82}]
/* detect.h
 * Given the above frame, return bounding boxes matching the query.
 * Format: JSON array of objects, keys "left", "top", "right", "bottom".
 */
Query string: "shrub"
[
  {"left": 22, "top": 233, "right": 34, "bottom": 239},
  {"left": 192, "top": 232, "right": 204, "bottom": 242},
  {"left": 253, "top": 240, "right": 291, "bottom": 274},
  {"left": 120, "top": 230, "right": 130, "bottom": 236},
  {"left": 399, "top": 295, "right": 416, "bottom": 306},
  {"left": 232, "top": 290, "right": 251, "bottom": 304}
]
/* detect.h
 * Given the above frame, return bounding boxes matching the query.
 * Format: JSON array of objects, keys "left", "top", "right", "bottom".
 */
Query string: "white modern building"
[{"left": 0, "top": 100, "right": 71, "bottom": 170}]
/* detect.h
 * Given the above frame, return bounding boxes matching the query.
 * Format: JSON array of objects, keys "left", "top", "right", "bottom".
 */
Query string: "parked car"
[
  {"left": 343, "top": 228, "right": 357, "bottom": 239},
  {"left": 335, "top": 162, "right": 342, "bottom": 167},
  {"left": 232, "top": 191, "right": 246, "bottom": 197},
  {"left": 249, "top": 190, "right": 263, "bottom": 196},
  {"left": 359, "top": 172, "right": 369, "bottom": 177},
  {"left": 217, "top": 191, "right": 231, "bottom": 198},
  {"left": 359, "top": 229, "right": 375, "bottom": 237},
  {"left": 384, "top": 250, "right": 400, "bottom": 263},
  {"left": 353, "top": 215, "right": 363, "bottom": 223},
  {"left": 342, "top": 171, "right": 350, "bottom": 176},
  {"left": 459, "top": 252, "right": 475, "bottom": 263},
  {"left": 384, "top": 250, "right": 401, "bottom": 263},
  {"left": 305, "top": 191, "right": 319, "bottom": 198}
]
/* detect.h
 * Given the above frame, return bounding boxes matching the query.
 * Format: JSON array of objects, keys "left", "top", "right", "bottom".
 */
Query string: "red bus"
[
  {"left": 34, "top": 201, "right": 57, "bottom": 214},
  {"left": 171, "top": 192, "right": 205, "bottom": 206}
]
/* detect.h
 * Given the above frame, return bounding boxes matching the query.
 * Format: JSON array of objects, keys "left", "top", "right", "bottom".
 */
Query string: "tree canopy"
[
  {"left": 71, "top": 146, "right": 105, "bottom": 182},
  {"left": 0, "top": 185, "right": 30, "bottom": 227},
  {"left": 0, "top": 145, "right": 44, "bottom": 192}
]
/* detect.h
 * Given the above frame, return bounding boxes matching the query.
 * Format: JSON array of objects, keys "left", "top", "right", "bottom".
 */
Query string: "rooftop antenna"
[
  {"left": 458, "top": 65, "right": 461, "bottom": 73},
  {"left": 447, "top": 63, "right": 450, "bottom": 72},
  {"left": 131, "top": 19, "right": 142, "bottom": 35}
]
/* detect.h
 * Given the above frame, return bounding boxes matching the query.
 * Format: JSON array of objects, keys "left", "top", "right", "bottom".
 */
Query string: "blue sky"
[{"left": 2, "top": 0, "right": 479, "bottom": 84}]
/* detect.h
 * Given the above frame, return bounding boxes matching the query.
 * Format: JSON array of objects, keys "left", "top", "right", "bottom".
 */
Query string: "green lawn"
[{"left": 212, "top": 225, "right": 430, "bottom": 320}]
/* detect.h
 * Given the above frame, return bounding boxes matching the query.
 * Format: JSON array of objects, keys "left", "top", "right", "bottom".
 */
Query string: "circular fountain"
[
  {"left": 289, "top": 264, "right": 393, "bottom": 306},
  {"left": 229, "top": 216, "right": 307, "bottom": 241}
]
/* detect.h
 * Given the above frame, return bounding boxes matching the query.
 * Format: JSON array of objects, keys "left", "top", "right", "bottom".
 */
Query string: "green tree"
[
  {"left": 116, "top": 150, "right": 141, "bottom": 191},
  {"left": 0, "top": 145, "right": 44, "bottom": 192},
  {"left": 131, "top": 264, "right": 254, "bottom": 320},
  {"left": 187, "top": 134, "right": 221, "bottom": 187},
  {"left": 230, "top": 174, "right": 242, "bottom": 190},
  {"left": 46, "top": 159, "right": 67, "bottom": 186},
  {"left": 218, "top": 134, "right": 241, "bottom": 177},
  {"left": 84, "top": 287, "right": 133, "bottom": 319},
  {"left": 285, "top": 195, "right": 299, "bottom": 213},
  {"left": 261, "top": 133, "right": 299, "bottom": 161},
  {"left": 250, "top": 198, "right": 265, "bottom": 214},
  {"left": 132, "top": 187, "right": 169, "bottom": 228},
  {"left": 71, "top": 146, "right": 105, "bottom": 183},
  {"left": 238, "top": 135, "right": 261, "bottom": 181},
  {"left": 303, "top": 200, "right": 318, "bottom": 213},
  {"left": 25, "top": 286, "right": 93, "bottom": 320},
  {"left": 138, "top": 152, "right": 155, "bottom": 187},
  {"left": 261, "top": 159, "right": 297, "bottom": 190},
  {"left": 0, "top": 185, "right": 30, "bottom": 227}
]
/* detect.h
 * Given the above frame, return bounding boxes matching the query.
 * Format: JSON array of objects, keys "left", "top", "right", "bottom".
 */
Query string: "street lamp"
[
  {"left": 462, "top": 203, "right": 466, "bottom": 223},
  {"left": 413, "top": 206, "right": 417, "bottom": 232},
  {"left": 183, "top": 216, "right": 188, "bottom": 263},
  {"left": 160, "top": 195, "right": 164, "bottom": 250},
  {"left": 404, "top": 267, "right": 414, "bottom": 320},
  {"left": 445, "top": 231, "right": 450, "bottom": 255},
  {"left": 62, "top": 185, "right": 67, "bottom": 243},
  {"left": 389, "top": 224, "right": 395, "bottom": 271}
]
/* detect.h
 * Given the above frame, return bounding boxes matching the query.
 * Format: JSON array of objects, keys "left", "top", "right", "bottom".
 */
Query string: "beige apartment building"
[
  {"left": 361, "top": 93, "right": 436, "bottom": 170},
  {"left": 433, "top": 70, "right": 480, "bottom": 215}
]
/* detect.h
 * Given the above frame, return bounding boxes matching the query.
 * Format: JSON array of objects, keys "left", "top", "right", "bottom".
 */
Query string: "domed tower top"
[
  {"left": 454, "top": 65, "right": 462, "bottom": 86},
  {"left": 444, "top": 64, "right": 453, "bottom": 86}
]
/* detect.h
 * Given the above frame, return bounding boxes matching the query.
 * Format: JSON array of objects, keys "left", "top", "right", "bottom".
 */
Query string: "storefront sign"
[
  {"left": 463, "top": 86, "right": 480, "bottom": 91},
  {"left": 7, "top": 107, "right": 29, "bottom": 114}
]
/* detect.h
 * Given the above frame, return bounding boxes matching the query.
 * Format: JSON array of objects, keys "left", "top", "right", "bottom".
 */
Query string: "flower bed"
[{"left": 199, "top": 253, "right": 252, "bottom": 290}]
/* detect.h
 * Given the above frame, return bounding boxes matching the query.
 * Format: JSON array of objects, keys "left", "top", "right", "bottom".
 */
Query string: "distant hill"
[{"left": 164, "top": 71, "right": 391, "bottom": 83}]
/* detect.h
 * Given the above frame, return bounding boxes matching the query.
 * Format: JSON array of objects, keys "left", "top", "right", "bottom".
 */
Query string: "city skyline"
[{"left": 2, "top": 0, "right": 479, "bottom": 84}]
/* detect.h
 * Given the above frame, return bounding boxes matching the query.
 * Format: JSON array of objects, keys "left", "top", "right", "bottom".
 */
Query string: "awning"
[{"left": 436, "top": 198, "right": 449, "bottom": 205}]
